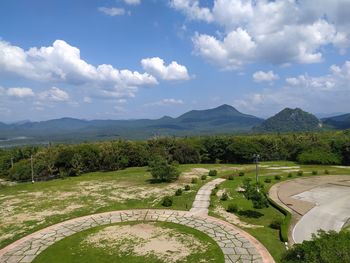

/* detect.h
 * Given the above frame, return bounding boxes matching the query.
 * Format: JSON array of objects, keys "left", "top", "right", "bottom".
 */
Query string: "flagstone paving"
[{"left": 0, "top": 180, "right": 275, "bottom": 263}]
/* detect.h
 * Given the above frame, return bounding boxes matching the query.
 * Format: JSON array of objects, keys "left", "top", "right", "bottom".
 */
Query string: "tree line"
[{"left": 0, "top": 130, "right": 349, "bottom": 182}]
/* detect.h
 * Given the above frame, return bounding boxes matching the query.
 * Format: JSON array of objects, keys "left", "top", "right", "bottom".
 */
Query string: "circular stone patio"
[{"left": 0, "top": 209, "right": 274, "bottom": 263}]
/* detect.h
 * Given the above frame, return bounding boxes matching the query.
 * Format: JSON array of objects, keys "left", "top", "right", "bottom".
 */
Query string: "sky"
[{"left": 0, "top": 0, "right": 349, "bottom": 122}]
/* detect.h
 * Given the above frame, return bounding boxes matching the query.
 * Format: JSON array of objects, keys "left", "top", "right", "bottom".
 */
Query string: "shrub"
[
  {"left": 312, "top": 170, "right": 318, "bottom": 175},
  {"left": 201, "top": 175, "right": 207, "bottom": 180},
  {"left": 221, "top": 192, "right": 229, "bottom": 201},
  {"left": 264, "top": 178, "right": 272, "bottom": 183},
  {"left": 270, "top": 218, "right": 282, "bottom": 229},
  {"left": 228, "top": 175, "right": 234, "bottom": 180},
  {"left": 297, "top": 171, "right": 303, "bottom": 176},
  {"left": 184, "top": 185, "right": 190, "bottom": 191},
  {"left": 297, "top": 150, "right": 341, "bottom": 165},
  {"left": 211, "top": 188, "right": 218, "bottom": 196},
  {"left": 227, "top": 203, "right": 238, "bottom": 213},
  {"left": 175, "top": 188, "right": 182, "bottom": 196},
  {"left": 275, "top": 175, "right": 282, "bottom": 180},
  {"left": 208, "top": 170, "right": 217, "bottom": 177},
  {"left": 148, "top": 156, "right": 180, "bottom": 182},
  {"left": 161, "top": 196, "right": 173, "bottom": 207},
  {"left": 281, "top": 230, "right": 350, "bottom": 263},
  {"left": 288, "top": 173, "right": 293, "bottom": 178},
  {"left": 325, "top": 169, "right": 330, "bottom": 174},
  {"left": 214, "top": 184, "right": 219, "bottom": 190},
  {"left": 191, "top": 177, "right": 198, "bottom": 184},
  {"left": 239, "top": 172, "right": 245, "bottom": 177}
]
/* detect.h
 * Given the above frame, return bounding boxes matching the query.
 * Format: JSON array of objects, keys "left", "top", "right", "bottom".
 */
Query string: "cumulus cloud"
[
  {"left": 235, "top": 61, "right": 350, "bottom": 115},
  {"left": 0, "top": 40, "right": 159, "bottom": 99},
  {"left": 147, "top": 98, "right": 184, "bottom": 106},
  {"left": 141, "top": 57, "right": 190, "bottom": 81},
  {"left": 7, "top": 87, "right": 34, "bottom": 98},
  {"left": 253, "top": 70, "right": 279, "bottom": 83},
  {"left": 170, "top": 0, "right": 213, "bottom": 22},
  {"left": 124, "top": 0, "right": 141, "bottom": 5},
  {"left": 38, "top": 87, "right": 70, "bottom": 102},
  {"left": 171, "top": 0, "right": 350, "bottom": 69},
  {"left": 98, "top": 7, "right": 125, "bottom": 16}
]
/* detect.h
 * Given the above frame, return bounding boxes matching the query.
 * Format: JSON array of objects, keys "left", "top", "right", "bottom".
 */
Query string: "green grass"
[
  {"left": 33, "top": 221, "right": 224, "bottom": 263},
  {"left": 208, "top": 161, "right": 350, "bottom": 262}
]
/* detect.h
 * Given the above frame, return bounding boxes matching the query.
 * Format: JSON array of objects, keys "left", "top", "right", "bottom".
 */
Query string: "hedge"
[{"left": 268, "top": 197, "right": 292, "bottom": 242}]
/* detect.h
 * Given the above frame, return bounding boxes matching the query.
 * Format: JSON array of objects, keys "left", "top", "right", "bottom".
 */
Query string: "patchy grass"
[
  {"left": 209, "top": 161, "right": 350, "bottom": 262},
  {"left": 33, "top": 221, "right": 224, "bottom": 263}
]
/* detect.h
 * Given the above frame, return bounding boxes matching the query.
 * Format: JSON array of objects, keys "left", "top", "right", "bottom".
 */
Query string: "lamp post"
[
  {"left": 31, "top": 155, "right": 34, "bottom": 183},
  {"left": 253, "top": 154, "right": 260, "bottom": 191}
]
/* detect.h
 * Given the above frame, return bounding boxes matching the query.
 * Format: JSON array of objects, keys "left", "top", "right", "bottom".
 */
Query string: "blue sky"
[{"left": 0, "top": 0, "right": 349, "bottom": 122}]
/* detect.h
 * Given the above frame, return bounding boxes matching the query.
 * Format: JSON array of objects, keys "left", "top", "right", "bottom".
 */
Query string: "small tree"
[
  {"left": 221, "top": 192, "right": 228, "bottom": 201},
  {"left": 208, "top": 170, "right": 217, "bottom": 176},
  {"left": 242, "top": 179, "right": 269, "bottom": 209},
  {"left": 148, "top": 156, "right": 180, "bottom": 182}
]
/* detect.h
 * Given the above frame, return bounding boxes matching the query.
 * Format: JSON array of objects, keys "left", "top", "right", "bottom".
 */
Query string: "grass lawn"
[
  {"left": 0, "top": 163, "right": 239, "bottom": 249},
  {"left": 33, "top": 221, "right": 224, "bottom": 263},
  {"left": 208, "top": 161, "right": 350, "bottom": 262}
]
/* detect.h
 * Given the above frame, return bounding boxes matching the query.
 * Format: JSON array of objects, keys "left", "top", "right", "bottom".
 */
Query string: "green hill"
[
  {"left": 253, "top": 108, "right": 321, "bottom": 132},
  {"left": 322, "top": 114, "right": 350, "bottom": 129}
]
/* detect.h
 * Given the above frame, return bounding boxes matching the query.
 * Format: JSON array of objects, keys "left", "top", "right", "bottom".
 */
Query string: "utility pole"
[
  {"left": 31, "top": 155, "right": 34, "bottom": 183},
  {"left": 10, "top": 157, "right": 14, "bottom": 169},
  {"left": 253, "top": 154, "right": 260, "bottom": 191}
]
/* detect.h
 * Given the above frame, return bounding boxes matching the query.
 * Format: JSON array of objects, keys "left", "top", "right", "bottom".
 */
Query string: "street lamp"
[
  {"left": 31, "top": 155, "right": 35, "bottom": 183},
  {"left": 253, "top": 154, "right": 260, "bottom": 191}
]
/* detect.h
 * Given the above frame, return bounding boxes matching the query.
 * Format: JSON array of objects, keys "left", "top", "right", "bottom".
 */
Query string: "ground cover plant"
[{"left": 33, "top": 221, "right": 225, "bottom": 263}]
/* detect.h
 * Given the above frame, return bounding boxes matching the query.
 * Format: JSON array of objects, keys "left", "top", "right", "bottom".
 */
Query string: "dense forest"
[{"left": 1, "top": 130, "right": 349, "bottom": 182}]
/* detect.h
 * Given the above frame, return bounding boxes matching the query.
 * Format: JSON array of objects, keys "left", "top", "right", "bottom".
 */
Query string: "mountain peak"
[{"left": 253, "top": 107, "right": 320, "bottom": 132}]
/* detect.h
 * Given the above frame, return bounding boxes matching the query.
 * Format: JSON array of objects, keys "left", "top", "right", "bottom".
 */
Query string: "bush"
[
  {"left": 208, "top": 169, "right": 217, "bottom": 176},
  {"left": 161, "top": 196, "right": 173, "bottom": 207},
  {"left": 214, "top": 184, "right": 220, "bottom": 190},
  {"left": 274, "top": 175, "right": 281, "bottom": 180},
  {"left": 239, "top": 172, "right": 245, "bottom": 177},
  {"left": 268, "top": 197, "right": 291, "bottom": 242},
  {"left": 201, "top": 175, "right": 207, "bottom": 180},
  {"left": 325, "top": 169, "right": 330, "bottom": 174},
  {"left": 297, "top": 171, "right": 303, "bottom": 176},
  {"left": 297, "top": 150, "right": 341, "bottom": 165},
  {"left": 264, "top": 178, "right": 272, "bottom": 183},
  {"left": 228, "top": 174, "right": 234, "bottom": 180},
  {"left": 288, "top": 173, "right": 293, "bottom": 178},
  {"left": 184, "top": 185, "right": 190, "bottom": 191},
  {"left": 281, "top": 230, "right": 350, "bottom": 263},
  {"left": 312, "top": 170, "right": 318, "bottom": 175},
  {"left": 227, "top": 203, "right": 238, "bottom": 213},
  {"left": 148, "top": 156, "right": 180, "bottom": 182},
  {"left": 191, "top": 177, "right": 198, "bottom": 184},
  {"left": 270, "top": 218, "right": 282, "bottom": 229},
  {"left": 175, "top": 188, "right": 182, "bottom": 196},
  {"left": 221, "top": 192, "right": 228, "bottom": 201},
  {"left": 211, "top": 188, "right": 218, "bottom": 196}
]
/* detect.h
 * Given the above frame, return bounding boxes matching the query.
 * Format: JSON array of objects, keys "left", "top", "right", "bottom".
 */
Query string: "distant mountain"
[
  {"left": 0, "top": 105, "right": 263, "bottom": 145},
  {"left": 253, "top": 108, "right": 321, "bottom": 132},
  {"left": 322, "top": 113, "right": 350, "bottom": 129}
]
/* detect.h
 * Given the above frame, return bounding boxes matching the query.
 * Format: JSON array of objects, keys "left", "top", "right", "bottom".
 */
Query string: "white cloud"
[
  {"left": 170, "top": 0, "right": 350, "bottom": 69},
  {"left": 141, "top": 57, "right": 190, "bottom": 81},
  {"left": 38, "top": 87, "right": 70, "bottom": 102},
  {"left": 7, "top": 87, "right": 34, "bottom": 98},
  {"left": 253, "top": 70, "right": 279, "bottom": 83},
  {"left": 98, "top": 7, "right": 125, "bottom": 16},
  {"left": 124, "top": 0, "right": 141, "bottom": 5},
  {"left": 170, "top": 0, "right": 213, "bottom": 22},
  {"left": 0, "top": 40, "right": 158, "bottom": 99},
  {"left": 235, "top": 61, "right": 350, "bottom": 115},
  {"left": 147, "top": 98, "right": 184, "bottom": 106}
]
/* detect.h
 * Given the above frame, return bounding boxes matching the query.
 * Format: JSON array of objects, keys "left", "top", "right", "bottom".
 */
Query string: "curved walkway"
[{"left": 0, "top": 180, "right": 275, "bottom": 263}]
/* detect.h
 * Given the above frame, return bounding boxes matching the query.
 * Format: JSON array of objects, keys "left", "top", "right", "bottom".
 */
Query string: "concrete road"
[{"left": 292, "top": 184, "right": 350, "bottom": 243}]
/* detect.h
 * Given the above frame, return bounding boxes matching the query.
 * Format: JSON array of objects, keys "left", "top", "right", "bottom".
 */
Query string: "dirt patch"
[
  {"left": 214, "top": 205, "right": 262, "bottom": 229},
  {"left": 267, "top": 166, "right": 300, "bottom": 170},
  {"left": 83, "top": 223, "right": 207, "bottom": 262},
  {"left": 182, "top": 168, "right": 209, "bottom": 179}
]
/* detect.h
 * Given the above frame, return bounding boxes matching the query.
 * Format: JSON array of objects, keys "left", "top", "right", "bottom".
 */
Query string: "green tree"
[{"left": 148, "top": 156, "right": 180, "bottom": 182}]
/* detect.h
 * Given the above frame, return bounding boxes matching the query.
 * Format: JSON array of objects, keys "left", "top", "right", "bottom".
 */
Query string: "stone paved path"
[
  {"left": 190, "top": 178, "right": 226, "bottom": 215},
  {"left": 0, "top": 180, "right": 275, "bottom": 263}
]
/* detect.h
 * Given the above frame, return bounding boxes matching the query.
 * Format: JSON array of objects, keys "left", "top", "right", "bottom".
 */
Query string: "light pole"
[
  {"left": 253, "top": 154, "right": 260, "bottom": 191},
  {"left": 30, "top": 155, "right": 34, "bottom": 183}
]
